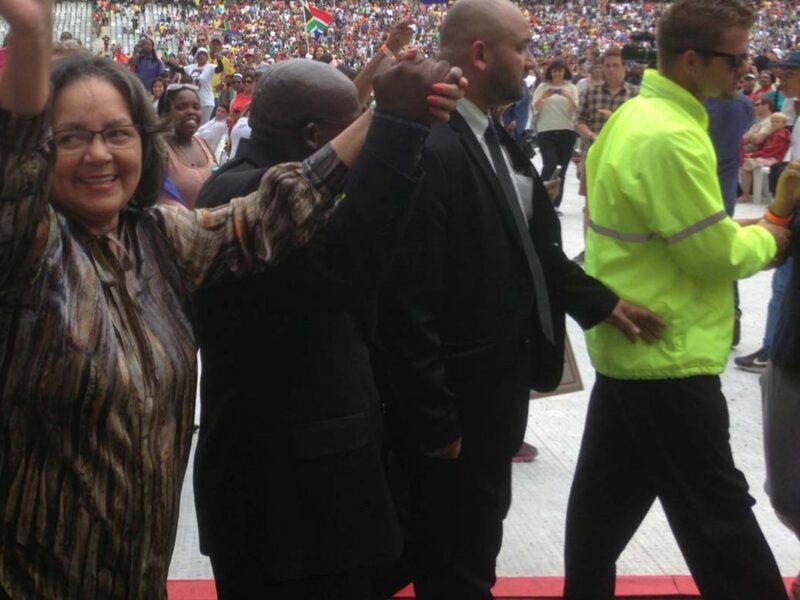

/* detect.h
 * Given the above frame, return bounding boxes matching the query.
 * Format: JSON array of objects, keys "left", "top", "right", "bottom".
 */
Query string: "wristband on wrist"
[
  {"left": 380, "top": 42, "right": 394, "bottom": 58},
  {"left": 764, "top": 209, "right": 793, "bottom": 227}
]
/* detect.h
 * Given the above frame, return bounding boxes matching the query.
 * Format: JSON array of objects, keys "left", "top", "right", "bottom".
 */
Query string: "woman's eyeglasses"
[{"left": 51, "top": 124, "right": 141, "bottom": 153}]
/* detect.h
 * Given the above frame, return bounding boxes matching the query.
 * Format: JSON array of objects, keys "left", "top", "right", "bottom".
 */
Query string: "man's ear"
[
  {"left": 471, "top": 40, "right": 489, "bottom": 73},
  {"left": 301, "top": 122, "right": 321, "bottom": 151},
  {"left": 682, "top": 49, "right": 704, "bottom": 74}
]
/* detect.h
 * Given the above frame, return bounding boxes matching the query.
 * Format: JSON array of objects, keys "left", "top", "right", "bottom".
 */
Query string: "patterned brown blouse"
[{"left": 0, "top": 109, "right": 344, "bottom": 598}]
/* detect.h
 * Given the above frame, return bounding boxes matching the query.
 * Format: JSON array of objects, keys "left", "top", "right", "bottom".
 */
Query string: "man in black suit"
[
  {"left": 193, "top": 58, "right": 464, "bottom": 599},
  {"left": 374, "top": 1, "right": 664, "bottom": 598}
]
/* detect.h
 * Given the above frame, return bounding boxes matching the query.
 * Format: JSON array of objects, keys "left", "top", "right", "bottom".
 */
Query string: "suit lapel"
[{"left": 449, "top": 112, "right": 530, "bottom": 257}]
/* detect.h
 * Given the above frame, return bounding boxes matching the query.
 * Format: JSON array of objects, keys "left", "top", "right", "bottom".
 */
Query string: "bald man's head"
[
  {"left": 249, "top": 59, "right": 361, "bottom": 139},
  {"left": 440, "top": 0, "right": 525, "bottom": 64},
  {"left": 439, "top": 0, "right": 532, "bottom": 110}
]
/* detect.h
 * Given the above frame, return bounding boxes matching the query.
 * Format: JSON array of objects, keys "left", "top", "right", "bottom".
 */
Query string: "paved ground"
[{"left": 168, "top": 156, "right": 799, "bottom": 591}]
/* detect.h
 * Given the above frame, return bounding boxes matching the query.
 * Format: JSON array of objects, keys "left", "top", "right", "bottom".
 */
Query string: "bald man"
[
  {"left": 375, "top": 1, "right": 659, "bottom": 598},
  {"left": 192, "top": 59, "right": 454, "bottom": 599}
]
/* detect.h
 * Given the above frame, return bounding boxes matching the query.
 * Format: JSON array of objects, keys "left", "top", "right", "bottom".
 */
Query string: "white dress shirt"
[{"left": 456, "top": 99, "right": 534, "bottom": 220}]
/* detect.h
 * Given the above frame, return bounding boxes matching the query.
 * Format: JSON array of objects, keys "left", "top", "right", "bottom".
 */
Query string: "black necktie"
[{"left": 484, "top": 121, "right": 555, "bottom": 344}]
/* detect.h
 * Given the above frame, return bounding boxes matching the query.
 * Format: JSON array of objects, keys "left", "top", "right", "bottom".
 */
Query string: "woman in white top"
[{"left": 531, "top": 59, "right": 579, "bottom": 208}]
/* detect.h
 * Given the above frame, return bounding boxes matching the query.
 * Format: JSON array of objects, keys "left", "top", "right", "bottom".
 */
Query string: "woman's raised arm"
[
  {"left": 0, "top": 0, "right": 57, "bottom": 293},
  {"left": 0, "top": 0, "right": 52, "bottom": 115}
]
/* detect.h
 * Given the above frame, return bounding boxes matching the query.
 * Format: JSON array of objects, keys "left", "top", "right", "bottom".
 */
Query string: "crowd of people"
[
  {"left": 82, "top": 0, "right": 800, "bottom": 70},
  {"left": 3, "top": 0, "right": 800, "bottom": 599}
]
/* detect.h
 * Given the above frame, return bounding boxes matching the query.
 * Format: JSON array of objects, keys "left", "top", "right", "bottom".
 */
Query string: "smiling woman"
[
  {"left": 158, "top": 83, "right": 216, "bottom": 208},
  {"left": 0, "top": 0, "right": 467, "bottom": 596},
  {"left": 0, "top": 52, "right": 351, "bottom": 600}
]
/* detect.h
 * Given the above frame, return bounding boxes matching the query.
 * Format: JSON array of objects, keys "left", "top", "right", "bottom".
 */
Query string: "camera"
[{"left": 621, "top": 31, "right": 658, "bottom": 66}]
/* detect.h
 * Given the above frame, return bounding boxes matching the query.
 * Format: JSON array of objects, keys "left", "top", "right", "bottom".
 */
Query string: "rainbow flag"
[{"left": 303, "top": 3, "right": 333, "bottom": 40}]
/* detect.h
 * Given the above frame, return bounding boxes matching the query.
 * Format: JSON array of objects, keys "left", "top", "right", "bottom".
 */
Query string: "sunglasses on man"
[{"left": 676, "top": 48, "right": 749, "bottom": 71}]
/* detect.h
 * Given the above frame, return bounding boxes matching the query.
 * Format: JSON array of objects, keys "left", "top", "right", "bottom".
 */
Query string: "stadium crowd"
[{"left": 84, "top": 0, "right": 800, "bottom": 69}]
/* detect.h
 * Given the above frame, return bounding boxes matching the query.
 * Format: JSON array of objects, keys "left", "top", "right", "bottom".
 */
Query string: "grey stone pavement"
[{"left": 168, "top": 157, "right": 799, "bottom": 590}]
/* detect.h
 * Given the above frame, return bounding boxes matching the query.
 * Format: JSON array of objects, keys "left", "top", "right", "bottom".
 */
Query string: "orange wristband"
[
  {"left": 764, "top": 209, "right": 793, "bottom": 227},
  {"left": 380, "top": 42, "right": 394, "bottom": 58}
]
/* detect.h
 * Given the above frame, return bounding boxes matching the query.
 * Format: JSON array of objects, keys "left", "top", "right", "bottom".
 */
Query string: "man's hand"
[
  {"left": 425, "top": 437, "right": 462, "bottom": 460},
  {"left": 774, "top": 161, "right": 800, "bottom": 212},
  {"left": 757, "top": 220, "right": 791, "bottom": 266},
  {"left": 373, "top": 50, "right": 466, "bottom": 124},
  {"left": 605, "top": 300, "right": 666, "bottom": 343},
  {"left": 544, "top": 179, "right": 560, "bottom": 202},
  {"left": 597, "top": 108, "right": 613, "bottom": 118},
  {"left": 385, "top": 19, "right": 414, "bottom": 55}
]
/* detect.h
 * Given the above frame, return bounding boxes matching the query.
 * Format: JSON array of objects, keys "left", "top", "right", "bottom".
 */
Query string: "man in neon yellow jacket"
[{"left": 563, "top": 1, "right": 792, "bottom": 599}]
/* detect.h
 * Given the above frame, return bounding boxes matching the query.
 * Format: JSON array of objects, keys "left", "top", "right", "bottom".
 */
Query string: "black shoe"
[
  {"left": 734, "top": 347, "right": 769, "bottom": 373},
  {"left": 572, "top": 250, "right": 585, "bottom": 265}
]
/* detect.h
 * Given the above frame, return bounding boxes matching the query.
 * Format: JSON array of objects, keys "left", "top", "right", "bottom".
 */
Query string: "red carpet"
[{"left": 167, "top": 576, "right": 795, "bottom": 598}]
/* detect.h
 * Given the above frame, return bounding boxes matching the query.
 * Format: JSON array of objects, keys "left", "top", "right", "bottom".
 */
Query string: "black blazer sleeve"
[{"left": 378, "top": 145, "right": 461, "bottom": 453}]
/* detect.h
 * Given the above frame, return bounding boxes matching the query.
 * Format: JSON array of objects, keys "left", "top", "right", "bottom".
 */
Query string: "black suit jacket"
[
  {"left": 377, "top": 111, "right": 618, "bottom": 453},
  {"left": 192, "top": 117, "right": 427, "bottom": 579}
]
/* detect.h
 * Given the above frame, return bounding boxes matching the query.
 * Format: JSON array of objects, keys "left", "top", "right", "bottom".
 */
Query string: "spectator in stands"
[
  {"left": 133, "top": 37, "right": 164, "bottom": 92},
  {"left": 740, "top": 72, "right": 757, "bottom": 99},
  {"left": 150, "top": 77, "right": 165, "bottom": 110},
  {"left": 531, "top": 58, "right": 579, "bottom": 208},
  {"left": 210, "top": 35, "right": 234, "bottom": 102},
  {"left": 576, "top": 60, "right": 603, "bottom": 97},
  {"left": 229, "top": 103, "right": 251, "bottom": 159},
  {"left": 158, "top": 83, "right": 217, "bottom": 209},
  {"left": 184, "top": 47, "right": 220, "bottom": 123},
  {"left": 230, "top": 73, "right": 253, "bottom": 118},
  {"left": 196, "top": 103, "right": 229, "bottom": 158},
  {"left": 743, "top": 96, "right": 777, "bottom": 153},
  {"left": 759, "top": 70, "right": 784, "bottom": 109},
  {"left": 572, "top": 46, "right": 638, "bottom": 261},
  {"left": 740, "top": 113, "right": 792, "bottom": 203},
  {"left": 97, "top": 34, "right": 112, "bottom": 58}
]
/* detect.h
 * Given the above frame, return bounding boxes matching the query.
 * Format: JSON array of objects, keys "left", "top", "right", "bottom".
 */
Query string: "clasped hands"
[{"left": 372, "top": 48, "right": 468, "bottom": 125}]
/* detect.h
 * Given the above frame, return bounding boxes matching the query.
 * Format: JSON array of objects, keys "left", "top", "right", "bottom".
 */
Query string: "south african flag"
[{"left": 303, "top": 3, "right": 333, "bottom": 40}]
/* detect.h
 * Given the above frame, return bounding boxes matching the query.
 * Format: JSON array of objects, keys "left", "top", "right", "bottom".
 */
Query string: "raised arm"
[
  {"left": 0, "top": 0, "right": 58, "bottom": 293},
  {"left": 0, "top": 0, "right": 52, "bottom": 115},
  {"left": 352, "top": 19, "right": 414, "bottom": 107}
]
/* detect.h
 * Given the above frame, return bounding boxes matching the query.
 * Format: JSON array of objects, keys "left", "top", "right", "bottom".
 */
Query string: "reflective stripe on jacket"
[{"left": 584, "top": 69, "right": 776, "bottom": 379}]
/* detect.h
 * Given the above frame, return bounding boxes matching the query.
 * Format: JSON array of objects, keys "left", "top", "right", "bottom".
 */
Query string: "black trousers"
[
  {"left": 537, "top": 129, "right": 576, "bottom": 208},
  {"left": 563, "top": 374, "right": 786, "bottom": 600},
  {"left": 376, "top": 342, "right": 531, "bottom": 600},
  {"left": 210, "top": 549, "right": 371, "bottom": 600}
]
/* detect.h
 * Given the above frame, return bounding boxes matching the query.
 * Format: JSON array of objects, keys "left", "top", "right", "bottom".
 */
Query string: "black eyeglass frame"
[
  {"left": 674, "top": 48, "right": 749, "bottom": 70},
  {"left": 50, "top": 124, "right": 142, "bottom": 151}
]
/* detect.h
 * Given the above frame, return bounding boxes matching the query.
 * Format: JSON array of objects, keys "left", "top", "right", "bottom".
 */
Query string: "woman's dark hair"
[
  {"left": 157, "top": 83, "right": 200, "bottom": 117},
  {"left": 150, "top": 78, "right": 165, "bottom": 95},
  {"left": 545, "top": 59, "right": 572, "bottom": 82},
  {"left": 50, "top": 54, "right": 166, "bottom": 210},
  {"left": 756, "top": 96, "right": 776, "bottom": 112},
  {"left": 761, "top": 70, "right": 777, "bottom": 84}
]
